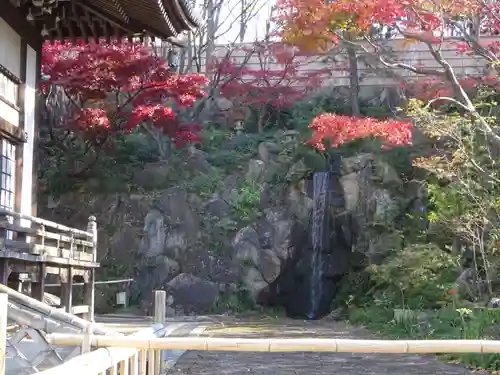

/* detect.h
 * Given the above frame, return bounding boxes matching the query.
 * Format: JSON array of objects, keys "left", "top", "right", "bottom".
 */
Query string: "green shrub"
[
  {"left": 368, "top": 243, "right": 459, "bottom": 309},
  {"left": 349, "top": 305, "right": 500, "bottom": 371}
]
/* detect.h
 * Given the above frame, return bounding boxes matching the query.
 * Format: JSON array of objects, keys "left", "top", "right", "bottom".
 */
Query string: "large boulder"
[
  {"left": 166, "top": 273, "right": 220, "bottom": 314},
  {"left": 231, "top": 207, "right": 297, "bottom": 302}
]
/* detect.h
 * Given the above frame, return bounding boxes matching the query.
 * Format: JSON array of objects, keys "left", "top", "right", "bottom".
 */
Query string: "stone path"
[{"left": 169, "top": 318, "right": 484, "bottom": 375}]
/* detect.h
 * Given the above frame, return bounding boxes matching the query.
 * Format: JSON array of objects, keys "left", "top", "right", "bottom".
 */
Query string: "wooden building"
[{"left": 0, "top": 0, "right": 198, "bottom": 320}]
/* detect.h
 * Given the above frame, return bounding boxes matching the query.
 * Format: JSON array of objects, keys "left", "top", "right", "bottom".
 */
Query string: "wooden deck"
[{"left": 0, "top": 208, "right": 98, "bottom": 321}]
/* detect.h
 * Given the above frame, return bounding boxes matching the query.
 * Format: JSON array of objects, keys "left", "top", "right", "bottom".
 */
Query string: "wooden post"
[
  {"left": 81, "top": 323, "right": 93, "bottom": 354},
  {"left": 0, "top": 260, "right": 9, "bottom": 285},
  {"left": 84, "top": 215, "right": 97, "bottom": 322},
  {"left": 153, "top": 290, "right": 166, "bottom": 324},
  {"left": 0, "top": 293, "right": 7, "bottom": 375},
  {"left": 31, "top": 263, "right": 45, "bottom": 301},
  {"left": 60, "top": 267, "right": 73, "bottom": 313},
  {"left": 153, "top": 290, "right": 166, "bottom": 375}
]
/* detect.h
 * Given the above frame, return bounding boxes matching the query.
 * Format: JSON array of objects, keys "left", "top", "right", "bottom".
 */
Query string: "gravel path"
[{"left": 169, "top": 319, "right": 483, "bottom": 375}]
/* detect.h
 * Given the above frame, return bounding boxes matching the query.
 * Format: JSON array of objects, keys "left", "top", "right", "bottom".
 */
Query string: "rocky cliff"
[{"left": 40, "top": 129, "right": 419, "bottom": 317}]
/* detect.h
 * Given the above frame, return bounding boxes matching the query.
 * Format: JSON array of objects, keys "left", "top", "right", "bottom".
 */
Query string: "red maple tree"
[
  {"left": 274, "top": 0, "right": 500, "bottom": 151},
  {"left": 211, "top": 41, "right": 331, "bottom": 132},
  {"left": 42, "top": 40, "right": 208, "bottom": 151},
  {"left": 307, "top": 114, "right": 413, "bottom": 151}
]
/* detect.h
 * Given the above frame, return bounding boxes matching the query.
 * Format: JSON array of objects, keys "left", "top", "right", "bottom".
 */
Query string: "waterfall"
[{"left": 308, "top": 172, "right": 329, "bottom": 319}]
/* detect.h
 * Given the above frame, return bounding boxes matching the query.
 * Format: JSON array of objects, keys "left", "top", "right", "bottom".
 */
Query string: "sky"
[{"left": 193, "top": 0, "right": 275, "bottom": 44}]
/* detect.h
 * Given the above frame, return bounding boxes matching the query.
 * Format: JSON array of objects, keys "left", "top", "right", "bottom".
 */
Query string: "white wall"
[{"left": 0, "top": 18, "right": 21, "bottom": 77}]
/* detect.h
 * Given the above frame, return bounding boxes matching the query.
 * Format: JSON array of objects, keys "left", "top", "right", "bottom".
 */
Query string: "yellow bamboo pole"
[
  {"left": 47, "top": 334, "right": 500, "bottom": 354},
  {"left": 39, "top": 325, "right": 164, "bottom": 375}
]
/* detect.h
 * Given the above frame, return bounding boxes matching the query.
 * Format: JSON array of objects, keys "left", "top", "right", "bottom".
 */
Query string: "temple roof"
[{"left": 14, "top": 0, "right": 200, "bottom": 44}]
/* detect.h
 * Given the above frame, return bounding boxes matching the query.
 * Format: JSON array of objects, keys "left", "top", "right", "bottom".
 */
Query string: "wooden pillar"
[
  {"left": 153, "top": 290, "right": 166, "bottom": 375},
  {"left": 153, "top": 290, "right": 166, "bottom": 324},
  {"left": 31, "top": 263, "right": 45, "bottom": 301},
  {"left": 0, "top": 293, "right": 7, "bottom": 375},
  {"left": 0, "top": 259, "right": 9, "bottom": 285},
  {"left": 84, "top": 215, "right": 97, "bottom": 321},
  {"left": 83, "top": 269, "right": 95, "bottom": 321},
  {"left": 60, "top": 267, "right": 73, "bottom": 313}
]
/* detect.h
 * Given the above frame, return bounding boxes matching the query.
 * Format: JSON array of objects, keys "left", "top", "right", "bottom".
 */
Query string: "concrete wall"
[{"left": 192, "top": 37, "right": 498, "bottom": 92}]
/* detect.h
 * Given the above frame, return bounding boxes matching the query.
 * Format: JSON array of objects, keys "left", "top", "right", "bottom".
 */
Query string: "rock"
[
  {"left": 166, "top": 273, "right": 219, "bottom": 313},
  {"left": 286, "top": 159, "right": 308, "bottom": 182},
  {"left": 258, "top": 141, "right": 280, "bottom": 163},
  {"left": 241, "top": 267, "right": 269, "bottom": 301},
  {"left": 186, "top": 153, "right": 214, "bottom": 174},
  {"left": 258, "top": 249, "right": 281, "bottom": 283},
  {"left": 323, "top": 308, "right": 344, "bottom": 321},
  {"left": 254, "top": 217, "right": 274, "bottom": 249},
  {"left": 340, "top": 172, "right": 360, "bottom": 211},
  {"left": 204, "top": 198, "right": 230, "bottom": 219},
  {"left": 232, "top": 226, "right": 261, "bottom": 265},
  {"left": 375, "top": 159, "right": 402, "bottom": 186},
  {"left": 287, "top": 184, "right": 313, "bottom": 221},
  {"left": 140, "top": 209, "right": 166, "bottom": 257},
  {"left": 372, "top": 189, "right": 398, "bottom": 224},
  {"left": 246, "top": 159, "right": 266, "bottom": 182},
  {"left": 276, "top": 129, "right": 299, "bottom": 144},
  {"left": 166, "top": 306, "right": 176, "bottom": 317},
  {"left": 342, "top": 153, "right": 374, "bottom": 174},
  {"left": 110, "top": 225, "right": 142, "bottom": 260},
  {"left": 153, "top": 187, "right": 199, "bottom": 236},
  {"left": 164, "top": 230, "right": 188, "bottom": 257},
  {"left": 132, "top": 162, "right": 170, "bottom": 190},
  {"left": 131, "top": 256, "right": 180, "bottom": 308},
  {"left": 221, "top": 174, "right": 241, "bottom": 205},
  {"left": 271, "top": 220, "right": 294, "bottom": 260}
]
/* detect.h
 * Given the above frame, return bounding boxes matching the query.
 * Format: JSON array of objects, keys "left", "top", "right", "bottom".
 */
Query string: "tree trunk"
[{"left": 346, "top": 45, "right": 361, "bottom": 116}]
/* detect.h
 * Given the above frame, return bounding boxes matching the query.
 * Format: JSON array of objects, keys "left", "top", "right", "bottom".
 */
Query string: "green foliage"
[
  {"left": 182, "top": 170, "right": 224, "bottom": 200},
  {"left": 231, "top": 181, "right": 263, "bottom": 224},
  {"left": 349, "top": 306, "right": 500, "bottom": 371},
  {"left": 211, "top": 288, "right": 255, "bottom": 313},
  {"left": 41, "top": 132, "right": 160, "bottom": 197},
  {"left": 367, "top": 243, "right": 459, "bottom": 309},
  {"left": 201, "top": 128, "right": 274, "bottom": 172}
]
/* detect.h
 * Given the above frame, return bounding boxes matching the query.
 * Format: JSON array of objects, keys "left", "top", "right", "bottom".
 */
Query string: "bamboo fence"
[
  {"left": 47, "top": 335, "right": 500, "bottom": 354},
  {"left": 39, "top": 325, "right": 165, "bottom": 375}
]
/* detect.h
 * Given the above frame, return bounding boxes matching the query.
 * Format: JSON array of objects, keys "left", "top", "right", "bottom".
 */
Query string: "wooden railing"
[{"left": 0, "top": 208, "right": 96, "bottom": 265}]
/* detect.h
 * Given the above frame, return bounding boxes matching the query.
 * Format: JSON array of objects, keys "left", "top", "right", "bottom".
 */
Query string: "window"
[
  {"left": 0, "top": 139, "right": 15, "bottom": 240},
  {"left": 1, "top": 139, "right": 15, "bottom": 210},
  {"left": 0, "top": 65, "right": 20, "bottom": 107}
]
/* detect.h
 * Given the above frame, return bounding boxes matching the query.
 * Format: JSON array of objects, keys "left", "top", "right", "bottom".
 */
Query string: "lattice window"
[
  {"left": 0, "top": 139, "right": 16, "bottom": 240},
  {"left": 0, "top": 64, "right": 20, "bottom": 107}
]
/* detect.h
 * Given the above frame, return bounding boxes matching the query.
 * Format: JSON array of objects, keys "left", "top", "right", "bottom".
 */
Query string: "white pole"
[{"left": 47, "top": 335, "right": 500, "bottom": 354}]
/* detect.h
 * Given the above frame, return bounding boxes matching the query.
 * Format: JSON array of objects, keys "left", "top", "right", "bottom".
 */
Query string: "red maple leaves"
[
  {"left": 212, "top": 41, "right": 330, "bottom": 110},
  {"left": 41, "top": 40, "right": 208, "bottom": 148},
  {"left": 307, "top": 114, "right": 413, "bottom": 151}
]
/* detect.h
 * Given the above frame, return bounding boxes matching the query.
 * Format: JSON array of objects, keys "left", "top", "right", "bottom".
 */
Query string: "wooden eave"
[{"left": 9, "top": 0, "right": 200, "bottom": 43}]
